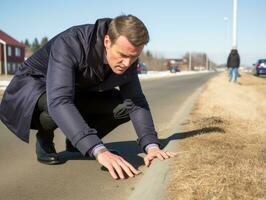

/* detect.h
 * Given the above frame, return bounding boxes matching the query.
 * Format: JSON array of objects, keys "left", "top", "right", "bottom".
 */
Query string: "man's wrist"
[
  {"left": 94, "top": 148, "right": 108, "bottom": 159},
  {"left": 88, "top": 144, "right": 107, "bottom": 158},
  {"left": 145, "top": 143, "right": 159, "bottom": 153}
]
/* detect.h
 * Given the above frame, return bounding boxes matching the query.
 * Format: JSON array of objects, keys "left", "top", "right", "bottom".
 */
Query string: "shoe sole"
[{"left": 37, "top": 159, "right": 66, "bottom": 165}]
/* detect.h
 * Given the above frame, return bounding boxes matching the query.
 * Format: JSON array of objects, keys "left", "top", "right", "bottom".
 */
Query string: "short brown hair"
[{"left": 107, "top": 15, "right": 150, "bottom": 47}]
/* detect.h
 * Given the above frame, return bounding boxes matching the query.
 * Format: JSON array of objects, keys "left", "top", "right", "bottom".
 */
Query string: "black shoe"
[
  {"left": 65, "top": 139, "right": 79, "bottom": 152},
  {"left": 36, "top": 132, "right": 65, "bottom": 165}
]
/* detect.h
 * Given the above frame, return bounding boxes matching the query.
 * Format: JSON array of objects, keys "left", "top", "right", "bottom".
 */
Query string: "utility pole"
[
  {"left": 189, "top": 52, "right": 192, "bottom": 71},
  {"left": 206, "top": 54, "right": 208, "bottom": 70},
  {"left": 232, "top": 0, "right": 238, "bottom": 49}
]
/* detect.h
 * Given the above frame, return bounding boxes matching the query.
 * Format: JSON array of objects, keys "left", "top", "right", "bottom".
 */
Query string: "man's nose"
[{"left": 122, "top": 58, "right": 131, "bottom": 67}]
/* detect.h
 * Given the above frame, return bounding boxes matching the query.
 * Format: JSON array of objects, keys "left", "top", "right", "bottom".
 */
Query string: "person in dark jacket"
[
  {"left": 227, "top": 49, "right": 240, "bottom": 82},
  {"left": 0, "top": 15, "right": 176, "bottom": 179}
]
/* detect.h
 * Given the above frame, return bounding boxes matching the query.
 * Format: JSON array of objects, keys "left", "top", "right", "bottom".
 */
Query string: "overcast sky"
[{"left": 1, "top": 0, "right": 265, "bottom": 65}]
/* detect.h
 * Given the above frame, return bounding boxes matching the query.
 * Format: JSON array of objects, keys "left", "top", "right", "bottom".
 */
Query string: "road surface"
[{"left": 0, "top": 72, "right": 215, "bottom": 200}]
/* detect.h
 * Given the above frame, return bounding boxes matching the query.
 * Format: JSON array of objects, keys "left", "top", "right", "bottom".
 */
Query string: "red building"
[{"left": 0, "top": 30, "right": 26, "bottom": 74}]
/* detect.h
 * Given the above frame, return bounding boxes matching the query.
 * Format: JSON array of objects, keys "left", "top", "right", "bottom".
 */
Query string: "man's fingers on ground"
[
  {"left": 107, "top": 165, "right": 118, "bottom": 179},
  {"left": 122, "top": 159, "right": 141, "bottom": 175},
  {"left": 117, "top": 159, "right": 134, "bottom": 178},
  {"left": 112, "top": 160, "right": 125, "bottom": 179},
  {"left": 144, "top": 156, "right": 154, "bottom": 167},
  {"left": 166, "top": 151, "right": 177, "bottom": 157},
  {"left": 144, "top": 157, "right": 150, "bottom": 167},
  {"left": 160, "top": 151, "right": 170, "bottom": 159},
  {"left": 156, "top": 153, "right": 164, "bottom": 160}
]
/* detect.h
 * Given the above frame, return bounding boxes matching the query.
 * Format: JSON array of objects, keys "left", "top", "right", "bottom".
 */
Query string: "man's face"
[{"left": 104, "top": 35, "right": 144, "bottom": 75}]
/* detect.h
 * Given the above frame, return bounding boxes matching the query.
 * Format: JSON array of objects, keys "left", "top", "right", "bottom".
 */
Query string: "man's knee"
[
  {"left": 39, "top": 111, "right": 57, "bottom": 131},
  {"left": 37, "top": 93, "right": 48, "bottom": 112},
  {"left": 113, "top": 103, "right": 129, "bottom": 121}
]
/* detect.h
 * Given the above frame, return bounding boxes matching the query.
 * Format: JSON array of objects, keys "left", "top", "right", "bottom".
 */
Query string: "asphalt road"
[{"left": 0, "top": 72, "right": 215, "bottom": 200}]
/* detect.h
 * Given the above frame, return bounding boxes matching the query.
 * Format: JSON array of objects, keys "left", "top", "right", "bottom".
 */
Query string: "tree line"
[
  {"left": 183, "top": 52, "right": 216, "bottom": 70},
  {"left": 22, "top": 37, "right": 216, "bottom": 71},
  {"left": 22, "top": 37, "right": 49, "bottom": 53},
  {"left": 140, "top": 51, "right": 216, "bottom": 71}
]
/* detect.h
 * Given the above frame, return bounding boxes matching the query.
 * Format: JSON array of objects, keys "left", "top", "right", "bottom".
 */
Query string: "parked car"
[
  {"left": 167, "top": 59, "right": 181, "bottom": 73},
  {"left": 254, "top": 59, "right": 266, "bottom": 76},
  {"left": 169, "top": 65, "right": 180, "bottom": 73},
  {"left": 137, "top": 62, "right": 148, "bottom": 74}
]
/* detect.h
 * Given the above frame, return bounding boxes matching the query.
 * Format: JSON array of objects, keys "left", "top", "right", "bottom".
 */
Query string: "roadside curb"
[{"left": 128, "top": 85, "right": 206, "bottom": 200}]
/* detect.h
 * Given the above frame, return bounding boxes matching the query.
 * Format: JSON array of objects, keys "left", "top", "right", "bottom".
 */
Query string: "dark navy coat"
[
  {"left": 227, "top": 49, "right": 240, "bottom": 68},
  {"left": 0, "top": 18, "right": 159, "bottom": 155}
]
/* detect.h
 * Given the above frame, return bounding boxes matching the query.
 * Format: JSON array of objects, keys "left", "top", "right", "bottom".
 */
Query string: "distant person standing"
[{"left": 227, "top": 49, "right": 240, "bottom": 82}]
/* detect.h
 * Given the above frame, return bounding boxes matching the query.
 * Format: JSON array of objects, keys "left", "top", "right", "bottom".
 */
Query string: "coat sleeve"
[
  {"left": 119, "top": 71, "right": 160, "bottom": 151},
  {"left": 47, "top": 35, "right": 102, "bottom": 155}
]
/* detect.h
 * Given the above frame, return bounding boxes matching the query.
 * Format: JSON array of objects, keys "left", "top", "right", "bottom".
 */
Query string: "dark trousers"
[{"left": 31, "top": 89, "right": 130, "bottom": 141}]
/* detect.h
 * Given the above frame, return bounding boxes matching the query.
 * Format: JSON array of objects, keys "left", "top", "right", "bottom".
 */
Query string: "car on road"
[
  {"left": 166, "top": 59, "right": 181, "bottom": 73},
  {"left": 254, "top": 59, "right": 266, "bottom": 76},
  {"left": 169, "top": 65, "right": 180, "bottom": 73},
  {"left": 137, "top": 62, "right": 148, "bottom": 74}
]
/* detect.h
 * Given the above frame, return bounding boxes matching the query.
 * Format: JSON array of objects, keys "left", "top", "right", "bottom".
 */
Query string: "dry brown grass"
[{"left": 167, "top": 73, "right": 266, "bottom": 200}]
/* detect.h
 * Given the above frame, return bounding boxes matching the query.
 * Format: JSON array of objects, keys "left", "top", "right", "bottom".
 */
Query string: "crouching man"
[{"left": 0, "top": 15, "right": 176, "bottom": 179}]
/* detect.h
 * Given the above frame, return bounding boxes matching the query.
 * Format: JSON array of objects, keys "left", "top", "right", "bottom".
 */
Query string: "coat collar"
[{"left": 87, "top": 18, "right": 112, "bottom": 80}]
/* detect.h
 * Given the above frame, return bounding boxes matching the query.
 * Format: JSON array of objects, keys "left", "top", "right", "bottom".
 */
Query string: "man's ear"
[{"left": 104, "top": 35, "right": 111, "bottom": 48}]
